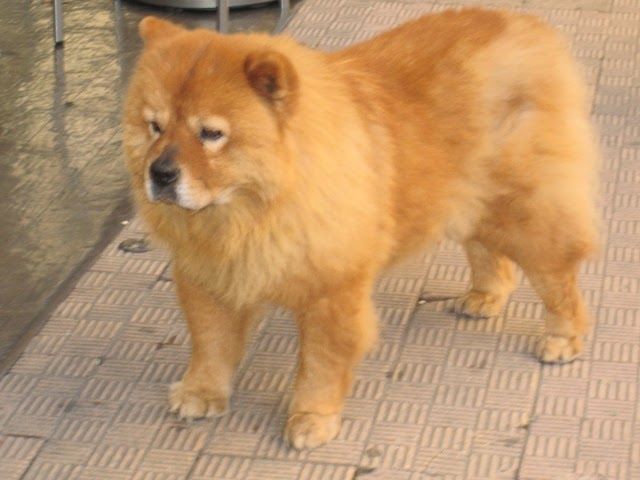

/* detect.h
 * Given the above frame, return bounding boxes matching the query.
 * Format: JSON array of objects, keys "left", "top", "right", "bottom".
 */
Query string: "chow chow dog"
[{"left": 123, "top": 8, "right": 599, "bottom": 449}]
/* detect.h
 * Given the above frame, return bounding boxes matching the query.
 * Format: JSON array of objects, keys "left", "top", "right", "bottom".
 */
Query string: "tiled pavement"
[{"left": 1, "top": 0, "right": 640, "bottom": 479}]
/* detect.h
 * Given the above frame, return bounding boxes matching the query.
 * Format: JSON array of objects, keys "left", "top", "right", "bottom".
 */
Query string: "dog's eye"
[
  {"left": 199, "top": 128, "right": 224, "bottom": 142},
  {"left": 149, "top": 121, "right": 162, "bottom": 137}
]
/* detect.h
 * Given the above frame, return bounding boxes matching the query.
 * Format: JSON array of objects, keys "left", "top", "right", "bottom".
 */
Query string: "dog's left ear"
[
  {"left": 139, "top": 17, "right": 184, "bottom": 45},
  {"left": 244, "top": 50, "right": 298, "bottom": 116}
]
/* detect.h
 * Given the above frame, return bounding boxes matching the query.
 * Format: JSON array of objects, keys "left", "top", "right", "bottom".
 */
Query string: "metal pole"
[
  {"left": 53, "top": 0, "right": 64, "bottom": 44},
  {"left": 274, "top": 0, "right": 290, "bottom": 34},
  {"left": 217, "top": 0, "right": 229, "bottom": 33}
]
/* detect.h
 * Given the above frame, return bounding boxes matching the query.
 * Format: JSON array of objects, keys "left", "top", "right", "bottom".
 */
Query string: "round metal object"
[
  {"left": 119, "top": 238, "right": 153, "bottom": 254},
  {"left": 133, "top": 0, "right": 273, "bottom": 10}
]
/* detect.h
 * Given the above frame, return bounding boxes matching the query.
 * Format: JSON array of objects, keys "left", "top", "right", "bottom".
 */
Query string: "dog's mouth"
[
  {"left": 146, "top": 176, "right": 178, "bottom": 204},
  {"left": 145, "top": 176, "right": 235, "bottom": 212},
  {"left": 151, "top": 184, "right": 178, "bottom": 203}
]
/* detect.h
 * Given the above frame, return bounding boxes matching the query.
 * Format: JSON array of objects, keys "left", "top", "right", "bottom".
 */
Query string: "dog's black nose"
[{"left": 150, "top": 155, "right": 179, "bottom": 188}]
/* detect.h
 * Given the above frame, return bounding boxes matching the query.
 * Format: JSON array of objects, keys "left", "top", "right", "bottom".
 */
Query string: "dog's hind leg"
[
  {"left": 525, "top": 265, "right": 590, "bottom": 364},
  {"left": 455, "top": 239, "right": 515, "bottom": 318}
]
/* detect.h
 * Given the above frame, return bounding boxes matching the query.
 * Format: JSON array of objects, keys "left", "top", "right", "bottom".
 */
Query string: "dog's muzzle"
[{"left": 149, "top": 145, "right": 179, "bottom": 202}]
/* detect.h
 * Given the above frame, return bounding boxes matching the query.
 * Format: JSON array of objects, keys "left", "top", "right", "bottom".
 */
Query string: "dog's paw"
[
  {"left": 168, "top": 381, "right": 228, "bottom": 419},
  {"left": 536, "top": 335, "right": 582, "bottom": 364},
  {"left": 285, "top": 412, "right": 341, "bottom": 450},
  {"left": 454, "top": 291, "right": 505, "bottom": 318}
]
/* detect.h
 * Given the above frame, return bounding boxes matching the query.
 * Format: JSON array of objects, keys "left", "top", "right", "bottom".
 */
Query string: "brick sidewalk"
[{"left": 1, "top": 1, "right": 639, "bottom": 479}]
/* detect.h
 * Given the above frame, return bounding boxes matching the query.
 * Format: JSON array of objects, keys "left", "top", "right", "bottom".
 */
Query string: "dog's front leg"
[
  {"left": 169, "top": 269, "right": 257, "bottom": 419},
  {"left": 286, "top": 280, "right": 378, "bottom": 449}
]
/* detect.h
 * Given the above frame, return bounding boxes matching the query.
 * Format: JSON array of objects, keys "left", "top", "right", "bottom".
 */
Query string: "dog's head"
[{"left": 124, "top": 17, "right": 299, "bottom": 212}]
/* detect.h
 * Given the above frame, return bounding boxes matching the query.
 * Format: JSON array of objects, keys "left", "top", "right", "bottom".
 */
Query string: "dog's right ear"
[
  {"left": 139, "top": 17, "right": 184, "bottom": 45},
  {"left": 244, "top": 50, "right": 299, "bottom": 117}
]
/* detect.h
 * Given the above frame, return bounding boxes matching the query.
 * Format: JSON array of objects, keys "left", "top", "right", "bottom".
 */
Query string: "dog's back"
[{"left": 328, "top": 8, "right": 598, "bottom": 266}]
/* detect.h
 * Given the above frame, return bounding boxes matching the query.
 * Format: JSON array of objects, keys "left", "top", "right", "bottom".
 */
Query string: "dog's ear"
[
  {"left": 139, "top": 17, "right": 184, "bottom": 45},
  {"left": 244, "top": 50, "right": 298, "bottom": 116}
]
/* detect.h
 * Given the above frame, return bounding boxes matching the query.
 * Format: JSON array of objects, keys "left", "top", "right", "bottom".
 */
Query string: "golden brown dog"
[{"left": 123, "top": 8, "right": 599, "bottom": 449}]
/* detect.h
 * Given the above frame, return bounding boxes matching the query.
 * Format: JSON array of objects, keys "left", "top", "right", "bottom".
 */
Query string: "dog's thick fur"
[{"left": 124, "top": 9, "right": 599, "bottom": 449}]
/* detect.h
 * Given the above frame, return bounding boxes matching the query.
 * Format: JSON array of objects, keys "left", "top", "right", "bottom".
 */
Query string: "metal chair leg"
[
  {"left": 54, "top": 0, "right": 64, "bottom": 44},
  {"left": 218, "top": 0, "right": 229, "bottom": 33},
  {"left": 274, "top": 0, "right": 291, "bottom": 34}
]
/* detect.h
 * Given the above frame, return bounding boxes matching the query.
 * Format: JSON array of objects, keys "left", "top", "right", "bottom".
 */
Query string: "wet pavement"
[
  {"left": 0, "top": 0, "right": 299, "bottom": 373},
  {"left": 1, "top": 0, "right": 640, "bottom": 479}
]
